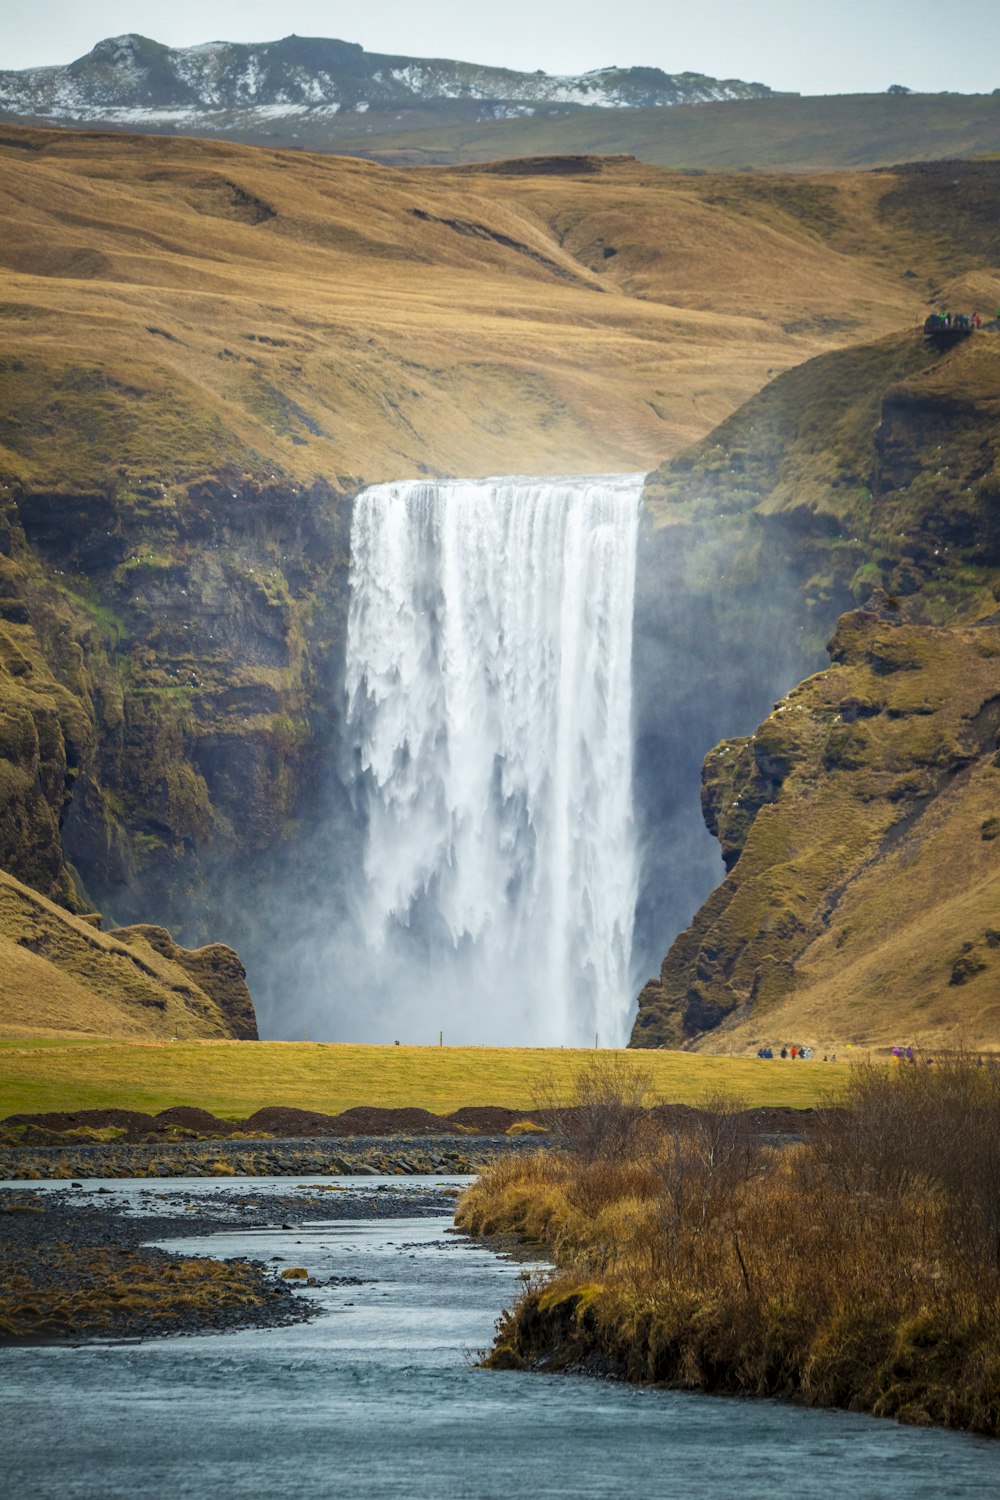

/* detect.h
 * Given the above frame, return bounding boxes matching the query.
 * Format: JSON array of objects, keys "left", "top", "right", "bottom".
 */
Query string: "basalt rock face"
[{"left": 0, "top": 471, "right": 352, "bottom": 1017}]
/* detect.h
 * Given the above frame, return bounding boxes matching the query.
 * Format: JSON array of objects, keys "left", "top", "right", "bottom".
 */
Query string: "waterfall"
[{"left": 344, "top": 474, "right": 643, "bottom": 1046}]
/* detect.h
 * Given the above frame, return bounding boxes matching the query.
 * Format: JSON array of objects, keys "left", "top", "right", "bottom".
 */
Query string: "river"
[{"left": 1, "top": 1177, "right": 995, "bottom": 1498}]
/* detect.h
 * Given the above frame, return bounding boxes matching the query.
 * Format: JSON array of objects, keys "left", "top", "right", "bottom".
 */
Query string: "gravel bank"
[
  {"left": 0, "top": 1177, "right": 459, "bottom": 1344},
  {"left": 0, "top": 1131, "right": 542, "bottom": 1182}
]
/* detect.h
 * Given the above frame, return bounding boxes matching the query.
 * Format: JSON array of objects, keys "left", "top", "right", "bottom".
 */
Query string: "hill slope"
[
  {"left": 633, "top": 321, "right": 1000, "bottom": 1052},
  {"left": 1, "top": 128, "right": 998, "bottom": 1045},
  {"left": 634, "top": 610, "right": 1000, "bottom": 1053},
  {"left": 2, "top": 39, "right": 997, "bottom": 175},
  {"left": 0, "top": 870, "right": 257, "bottom": 1039},
  {"left": 6, "top": 128, "right": 994, "bottom": 491},
  {"left": 343, "top": 93, "right": 1000, "bottom": 172}
]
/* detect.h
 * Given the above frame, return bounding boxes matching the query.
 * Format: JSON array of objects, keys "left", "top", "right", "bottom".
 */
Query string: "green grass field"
[{"left": 0, "top": 1040, "right": 855, "bottom": 1120}]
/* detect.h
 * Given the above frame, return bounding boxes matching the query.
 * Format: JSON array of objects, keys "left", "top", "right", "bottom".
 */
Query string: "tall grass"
[{"left": 457, "top": 1055, "right": 1000, "bottom": 1436}]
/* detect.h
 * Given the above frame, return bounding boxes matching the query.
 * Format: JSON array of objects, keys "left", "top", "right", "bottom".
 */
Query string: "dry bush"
[
  {"left": 535, "top": 1052, "right": 656, "bottom": 1163},
  {"left": 455, "top": 1150, "right": 573, "bottom": 1247},
  {"left": 565, "top": 1155, "right": 664, "bottom": 1223},
  {"left": 472, "top": 1057, "right": 1000, "bottom": 1434},
  {"left": 813, "top": 1054, "right": 1000, "bottom": 1303}
]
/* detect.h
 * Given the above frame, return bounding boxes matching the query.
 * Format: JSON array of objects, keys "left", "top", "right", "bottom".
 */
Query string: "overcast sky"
[{"left": 1, "top": 1, "right": 997, "bottom": 97}]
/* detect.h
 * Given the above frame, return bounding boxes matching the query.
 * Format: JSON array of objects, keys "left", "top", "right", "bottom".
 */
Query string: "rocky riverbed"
[
  {"left": 0, "top": 1176, "right": 461, "bottom": 1345},
  {"left": 0, "top": 1131, "right": 542, "bottom": 1181}
]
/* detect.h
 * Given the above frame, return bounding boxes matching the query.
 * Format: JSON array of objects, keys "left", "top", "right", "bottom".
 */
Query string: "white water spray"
[{"left": 344, "top": 475, "right": 642, "bottom": 1045}]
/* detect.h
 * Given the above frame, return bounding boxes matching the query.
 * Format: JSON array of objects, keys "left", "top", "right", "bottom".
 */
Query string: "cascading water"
[{"left": 344, "top": 474, "right": 643, "bottom": 1046}]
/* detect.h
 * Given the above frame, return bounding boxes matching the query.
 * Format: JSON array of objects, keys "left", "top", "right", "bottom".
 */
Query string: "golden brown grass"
[
  {"left": 0, "top": 1237, "right": 276, "bottom": 1339},
  {"left": 0, "top": 871, "right": 244, "bottom": 1041},
  {"left": 640, "top": 615, "right": 1000, "bottom": 1053},
  {"left": 0, "top": 126, "right": 942, "bottom": 490},
  {"left": 458, "top": 1056, "right": 1000, "bottom": 1435},
  {"left": 0, "top": 1039, "right": 850, "bottom": 1121}
]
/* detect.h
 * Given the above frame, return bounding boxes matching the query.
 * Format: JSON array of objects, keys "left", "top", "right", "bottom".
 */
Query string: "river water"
[{"left": 1, "top": 1178, "right": 995, "bottom": 1499}]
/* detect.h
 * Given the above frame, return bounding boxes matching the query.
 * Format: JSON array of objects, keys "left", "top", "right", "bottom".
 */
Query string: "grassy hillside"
[
  {"left": 632, "top": 289, "right": 1000, "bottom": 1053},
  {"left": 0, "top": 871, "right": 256, "bottom": 1040},
  {"left": 335, "top": 93, "right": 1000, "bottom": 172},
  {"left": 2, "top": 126, "right": 982, "bottom": 493},
  {"left": 643, "top": 323, "right": 1000, "bottom": 626},
  {"left": 634, "top": 611, "right": 1000, "bottom": 1052},
  {"left": 0, "top": 1039, "right": 850, "bottom": 1119},
  {"left": 1, "top": 128, "right": 998, "bottom": 1049}
]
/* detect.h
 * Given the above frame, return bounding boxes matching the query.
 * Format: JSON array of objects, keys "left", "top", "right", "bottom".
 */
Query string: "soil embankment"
[{"left": 0, "top": 1102, "right": 810, "bottom": 1179}]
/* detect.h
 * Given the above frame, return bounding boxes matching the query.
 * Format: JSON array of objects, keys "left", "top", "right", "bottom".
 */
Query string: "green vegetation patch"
[{"left": 0, "top": 1040, "right": 850, "bottom": 1121}]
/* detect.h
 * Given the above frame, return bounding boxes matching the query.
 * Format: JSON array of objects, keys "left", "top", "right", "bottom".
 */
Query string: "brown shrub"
[
  {"left": 535, "top": 1052, "right": 656, "bottom": 1163},
  {"left": 469, "top": 1057, "right": 1000, "bottom": 1435}
]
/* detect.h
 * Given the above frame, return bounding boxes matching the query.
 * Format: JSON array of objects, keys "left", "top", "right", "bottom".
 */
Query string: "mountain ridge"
[{"left": 0, "top": 32, "right": 777, "bottom": 140}]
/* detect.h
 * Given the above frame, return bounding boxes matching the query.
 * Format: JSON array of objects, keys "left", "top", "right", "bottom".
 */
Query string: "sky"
[{"left": 1, "top": 1, "right": 997, "bottom": 97}]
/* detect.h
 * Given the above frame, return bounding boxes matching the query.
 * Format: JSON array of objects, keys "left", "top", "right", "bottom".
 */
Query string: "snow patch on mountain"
[{"left": 0, "top": 33, "right": 781, "bottom": 136}]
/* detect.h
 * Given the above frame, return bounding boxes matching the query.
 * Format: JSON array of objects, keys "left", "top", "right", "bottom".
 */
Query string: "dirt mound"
[
  {"left": 3, "top": 1103, "right": 492, "bottom": 1139},
  {"left": 3, "top": 1108, "right": 154, "bottom": 1132},
  {"left": 153, "top": 1106, "right": 239, "bottom": 1135},
  {"left": 328, "top": 1107, "right": 466, "bottom": 1136},
  {"left": 241, "top": 1107, "right": 346, "bottom": 1136},
  {"left": 448, "top": 1106, "right": 538, "bottom": 1132},
  {"left": 242, "top": 1105, "right": 468, "bottom": 1136}
]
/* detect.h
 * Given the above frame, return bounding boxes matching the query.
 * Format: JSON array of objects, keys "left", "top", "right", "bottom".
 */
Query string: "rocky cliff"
[
  {"left": 633, "top": 325, "right": 1000, "bottom": 1050},
  {"left": 634, "top": 606, "right": 1000, "bottom": 1052},
  {"left": 0, "top": 474, "right": 351, "bottom": 935},
  {"left": 1, "top": 126, "right": 998, "bottom": 1045}
]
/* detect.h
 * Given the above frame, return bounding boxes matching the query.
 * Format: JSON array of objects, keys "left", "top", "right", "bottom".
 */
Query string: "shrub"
[{"left": 464, "top": 1056, "right": 1000, "bottom": 1435}]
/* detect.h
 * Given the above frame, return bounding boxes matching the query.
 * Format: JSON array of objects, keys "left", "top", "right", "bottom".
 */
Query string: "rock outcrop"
[
  {"left": 634, "top": 316, "right": 1000, "bottom": 1050},
  {"left": 632, "top": 609, "right": 1000, "bottom": 1050},
  {"left": 0, "top": 475, "right": 350, "bottom": 940}
]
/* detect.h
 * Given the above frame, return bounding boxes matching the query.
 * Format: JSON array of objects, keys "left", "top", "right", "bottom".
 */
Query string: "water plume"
[{"left": 344, "top": 475, "right": 643, "bottom": 1045}]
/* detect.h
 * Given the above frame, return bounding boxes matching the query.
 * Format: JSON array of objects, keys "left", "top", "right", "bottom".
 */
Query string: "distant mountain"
[{"left": 0, "top": 33, "right": 778, "bottom": 145}]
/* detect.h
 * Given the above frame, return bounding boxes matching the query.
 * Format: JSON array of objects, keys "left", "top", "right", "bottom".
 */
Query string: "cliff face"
[
  {"left": 2, "top": 128, "right": 998, "bottom": 1045},
  {"left": 632, "top": 327, "right": 1000, "bottom": 1051},
  {"left": 642, "top": 329, "right": 1000, "bottom": 628},
  {"left": 0, "top": 474, "right": 351, "bottom": 944},
  {"left": 633, "top": 609, "right": 1000, "bottom": 1051}
]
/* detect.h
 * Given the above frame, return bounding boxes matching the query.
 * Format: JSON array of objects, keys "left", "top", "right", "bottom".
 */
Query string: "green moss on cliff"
[
  {"left": 644, "top": 329, "right": 1000, "bottom": 627},
  {"left": 633, "top": 610, "right": 1000, "bottom": 1051},
  {"left": 0, "top": 472, "right": 351, "bottom": 952}
]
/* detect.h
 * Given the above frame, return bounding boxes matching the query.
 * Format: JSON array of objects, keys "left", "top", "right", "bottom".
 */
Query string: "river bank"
[
  {"left": 456, "top": 1058, "right": 1000, "bottom": 1439},
  {"left": 8, "top": 1182, "right": 994, "bottom": 1500},
  {"left": 0, "top": 1177, "right": 458, "bottom": 1344},
  {"left": 0, "top": 1130, "right": 544, "bottom": 1182}
]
